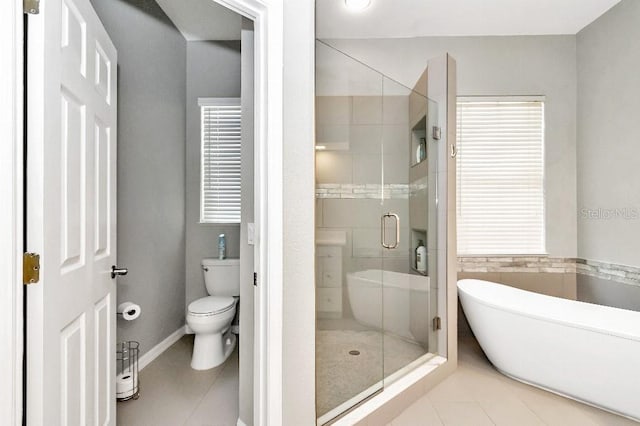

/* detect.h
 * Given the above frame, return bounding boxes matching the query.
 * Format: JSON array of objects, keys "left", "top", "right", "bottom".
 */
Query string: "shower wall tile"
[
  {"left": 352, "top": 96, "right": 383, "bottom": 125},
  {"left": 315, "top": 151, "right": 352, "bottom": 184},
  {"left": 316, "top": 199, "right": 324, "bottom": 227},
  {"left": 383, "top": 125, "right": 410, "bottom": 151},
  {"left": 316, "top": 96, "right": 351, "bottom": 125},
  {"left": 383, "top": 155, "right": 410, "bottom": 184},
  {"left": 352, "top": 228, "right": 384, "bottom": 258},
  {"left": 350, "top": 125, "right": 383, "bottom": 153},
  {"left": 316, "top": 124, "right": 350, "bottom": 145},
  {"left": 383, "top": 96, "right": 410, "bottom": 125},
  {"left": 353, "top": 154, "right": 382, "bottom": 184},
  {"left": 322, "top": 198, "right": 381, "bottom": 228},
  {"left": 352, "top": 227, "right": 409, "bottom": 259}
]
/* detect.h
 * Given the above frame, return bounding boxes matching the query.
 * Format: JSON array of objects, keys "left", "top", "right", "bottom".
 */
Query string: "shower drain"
[{"left": 348, "top": 350, "right": 360, "bottom": 356}]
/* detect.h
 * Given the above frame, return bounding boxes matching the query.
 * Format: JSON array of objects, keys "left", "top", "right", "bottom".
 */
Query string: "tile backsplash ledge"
[{"left": 458, "top": 256, "right": 640, "bottom": 286}]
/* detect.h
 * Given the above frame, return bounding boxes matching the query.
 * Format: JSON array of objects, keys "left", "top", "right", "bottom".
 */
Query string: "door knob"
[{"left": 111, "top": 265, "right": 128, "bottom": 279}]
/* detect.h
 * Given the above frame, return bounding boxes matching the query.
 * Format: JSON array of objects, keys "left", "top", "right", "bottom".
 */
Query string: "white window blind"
[
  {"left": 456, "top": 98, "right": 545, "bottom": 255},
  {"left": 199, "top": 98, "right": 241, "bottom": 223}
]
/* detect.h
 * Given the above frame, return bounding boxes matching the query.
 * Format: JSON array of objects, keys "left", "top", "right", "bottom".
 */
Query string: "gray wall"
[
  {"left": 325, "top": 36, "right": 578, "bottom": 258},
  {"left": 91, "top": 0, "right": 187, "bottom": 355},
  {"left": 185, "top": 41, "right": 242, "bottom": 309},
  {"left": 577, "top": 274, "right": 640, "bottom": 312},
  {"left": 576, "top": 0, "right": 640, "bottom": 267}
]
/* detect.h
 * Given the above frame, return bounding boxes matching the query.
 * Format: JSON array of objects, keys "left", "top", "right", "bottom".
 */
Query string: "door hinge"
[
  {"left": 432, "top": 126, "right": 442, "bottom": 141},
  {"left": 23, "top": 252, "right": 41, "bottom": 285},
  {"left": 24, "top": 0, "right": 40, "bottom": 14},
  {"left": 253, "top": 272, "right": 257, "bottom": 286},
  {"left": 432, "top": 316, "right": 442, "bottom": 331}
]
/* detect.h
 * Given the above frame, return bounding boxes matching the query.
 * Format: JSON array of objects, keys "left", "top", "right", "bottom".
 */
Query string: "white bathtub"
[
  {"left": 346, "top": 270, "right": 430, "bottom": 343},
  {"left": 458, "top": 279, "right": 640, "bottom": 421}
]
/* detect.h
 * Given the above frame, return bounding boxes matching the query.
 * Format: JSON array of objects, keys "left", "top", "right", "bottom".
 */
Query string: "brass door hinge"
[
  {"left": 24, "top": 0, "right": 40, "bottom": 14},
  {"left": 23, "top": 253, "right": 40, "bottom": 285},
  {"left": 432, "top": 316, "right": 442, "bottom": 331}
]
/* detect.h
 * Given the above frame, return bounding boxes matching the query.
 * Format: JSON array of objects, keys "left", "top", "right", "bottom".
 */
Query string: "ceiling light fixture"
[{"left": 345, "top": 0, "right": 371, "bottom": 12}]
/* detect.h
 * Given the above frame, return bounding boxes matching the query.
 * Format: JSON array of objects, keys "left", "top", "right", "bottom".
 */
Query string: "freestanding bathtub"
[
  {"left": 458, "top": 279, "right": 640, "bottom": 421},
  {"left": 347, "top": 270, "right": 430, "bottom": 343}
]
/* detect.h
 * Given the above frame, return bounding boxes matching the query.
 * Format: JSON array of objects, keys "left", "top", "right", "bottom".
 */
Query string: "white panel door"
[{"left": 27, "top": 0, "right": 117, "bottom": 424}]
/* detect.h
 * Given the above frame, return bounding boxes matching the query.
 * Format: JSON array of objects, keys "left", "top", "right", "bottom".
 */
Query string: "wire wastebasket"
[{"left": 116, "top": 341, "right": 140, "bottom": 401}]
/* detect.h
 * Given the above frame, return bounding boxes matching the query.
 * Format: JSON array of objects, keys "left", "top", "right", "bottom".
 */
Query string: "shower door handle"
[{"left": 381, "top": 213, "right": 400, "bottom": 249}]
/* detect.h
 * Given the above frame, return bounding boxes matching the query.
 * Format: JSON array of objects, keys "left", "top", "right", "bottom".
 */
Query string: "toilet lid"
[{"left": 188, "top": 296, "right": 235, "bottom": 315}]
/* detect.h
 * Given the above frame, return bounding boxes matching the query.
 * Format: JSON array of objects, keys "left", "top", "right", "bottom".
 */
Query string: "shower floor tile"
[{"left": 316, "top": 325, "right": 428, "bottom": 419}]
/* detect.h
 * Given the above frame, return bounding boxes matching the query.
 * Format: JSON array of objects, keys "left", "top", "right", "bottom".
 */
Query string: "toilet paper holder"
[{"left": 116, "top": 341, "right": 140, "bottom": 401}]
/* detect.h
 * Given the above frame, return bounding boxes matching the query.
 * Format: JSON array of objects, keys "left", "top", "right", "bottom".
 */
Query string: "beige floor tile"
[
  {"left": 390, "top": 334, "right": 637, "bottom": 426},
  {"left": 425, "top": 373, "right": 476, "bottom": 403},
  {"left": 391, "top": 395, "right": 443, "bottom": 426},
  {"left": 578, "top": 404, "right": 640, "bottom": 426},
  {"left": 522, "top": 397, "right": 601, "bottom": 426},
  {"left": 431, "top": 401, "right": 494, "bottom": 426},
  {"left": 116, "top": 335, "right": 239, "bottom": 426},
  {"left": 185, "top": 350, "right": 240, "bottom": 426},
  {"left": 480, "top": 399, "right": 543, "bottom": 426}
]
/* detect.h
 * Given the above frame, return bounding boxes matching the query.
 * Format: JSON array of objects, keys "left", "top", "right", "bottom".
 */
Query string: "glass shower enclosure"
[{"left": 315, "top": 41, "right": 447, "bottom": 424}]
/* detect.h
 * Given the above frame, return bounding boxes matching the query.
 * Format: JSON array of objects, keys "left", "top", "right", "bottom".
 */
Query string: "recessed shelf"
[
  {"left": 411, "top": 115, "right": 427, "bottom": 167},
  {"left": 410, "top": 267, "right": 428, "bottom": 276}
]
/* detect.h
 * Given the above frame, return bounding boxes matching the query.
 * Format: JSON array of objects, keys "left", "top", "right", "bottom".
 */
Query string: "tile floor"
[
  {"left": 116, "top": 332, "right": 638, "bottom": 426},
  {"left": 388, "top": 334, "right": 638, "bottom": 426},
  {"left": 117, "top": 334, "right": 239, "bottom": 426}
]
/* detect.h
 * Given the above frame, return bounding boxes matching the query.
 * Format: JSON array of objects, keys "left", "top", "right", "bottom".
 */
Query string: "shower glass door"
[
  {"left": 315, "top": 42, "right": 442, "bottom": 424},
  {"left": 380, "top": 77, "right": 436, "bottom": 383},
  {"left": 315, "top": 41, "right": 384, "bottom": 423}
]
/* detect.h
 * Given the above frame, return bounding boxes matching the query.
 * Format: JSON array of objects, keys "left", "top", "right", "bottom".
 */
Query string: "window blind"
[
  {"left": 456, "top": 98, "right": 545, "bottom": 255},
  {"left": 199, "top": 98, "right": 241, "bottom": 223}
]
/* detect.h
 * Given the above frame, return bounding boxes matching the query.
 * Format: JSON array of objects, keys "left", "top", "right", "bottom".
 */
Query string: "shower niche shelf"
[
  {"left": 411, "top": 115, "right": 427, "bottom": 167},
  {"left": 410, "top": 228, "right": 428, "bottom": 275}
]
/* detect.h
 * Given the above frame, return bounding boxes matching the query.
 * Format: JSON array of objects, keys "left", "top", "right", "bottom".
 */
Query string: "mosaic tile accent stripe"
[
  {"left": 458, "top": 256, "right": 576, "bottom": 274},
  {"left": 575, "top": 259, "right": 640, "bottom": 286},
  {"left": 458, "top": 256, "right": 640, "bottom": 286},
  {"left": 316, "top": 184, "right": 410, "bottom": 199}
]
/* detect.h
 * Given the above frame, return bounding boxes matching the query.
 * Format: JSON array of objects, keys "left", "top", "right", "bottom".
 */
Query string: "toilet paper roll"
[
  {"left": 116, "top": 372, "right": 138, "bottom": 399},
  {"left": 117, "top": 302, "right": 141, "bottom": 321}
]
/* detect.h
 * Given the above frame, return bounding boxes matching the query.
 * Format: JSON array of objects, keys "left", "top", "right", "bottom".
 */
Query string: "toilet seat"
[{"left": 188, "top": 296, "right": 235, "bottom": 317}]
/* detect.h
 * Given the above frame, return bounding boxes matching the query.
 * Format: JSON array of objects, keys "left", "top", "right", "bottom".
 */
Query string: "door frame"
[
  {"left": 0, "top": 0, "right": 284, "bottom": 424},
  {"left": 0, "top": 0, "right": 24, "bottom": 425},
  {"left": 211, "top": 1, "right": 284, "bottom": 425}
]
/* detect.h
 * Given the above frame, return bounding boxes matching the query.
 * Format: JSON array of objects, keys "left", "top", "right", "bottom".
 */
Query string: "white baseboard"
[
  {"left": 237, "top": 419, "right": 248, "bottom": 426},
  {"left": 138, "top": 325, "right": 186, "bottom": 371}
]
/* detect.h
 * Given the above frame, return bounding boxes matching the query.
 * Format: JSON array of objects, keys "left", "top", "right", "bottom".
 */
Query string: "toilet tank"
[{"left": 201, "top": 258, "right": 240, "bottom": 297}]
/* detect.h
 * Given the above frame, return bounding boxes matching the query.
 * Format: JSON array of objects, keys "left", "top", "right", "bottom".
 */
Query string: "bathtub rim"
[{"left": 457, "top": 279, "right": 640, "bottom": 343}]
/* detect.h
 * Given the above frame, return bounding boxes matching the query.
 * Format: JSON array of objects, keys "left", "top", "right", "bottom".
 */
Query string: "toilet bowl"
[
  {"left": 187, "top": 295, "right": 238, "bottom": 370},
  {"left": 187, "top": 258, "right": 240, "bottom": 370}
]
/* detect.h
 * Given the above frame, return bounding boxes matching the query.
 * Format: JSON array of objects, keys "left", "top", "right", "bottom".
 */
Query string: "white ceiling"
[
  {"left": 155, "top": 0, "right": 241, "bottom": 41},
  {"left": 317, "top": 0, "right": 621, "bottom": 39}
]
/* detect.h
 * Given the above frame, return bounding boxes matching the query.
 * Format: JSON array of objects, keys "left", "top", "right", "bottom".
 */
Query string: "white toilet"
[{"left": 187, "top": 258, "right": 239, "bottom": 370}]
